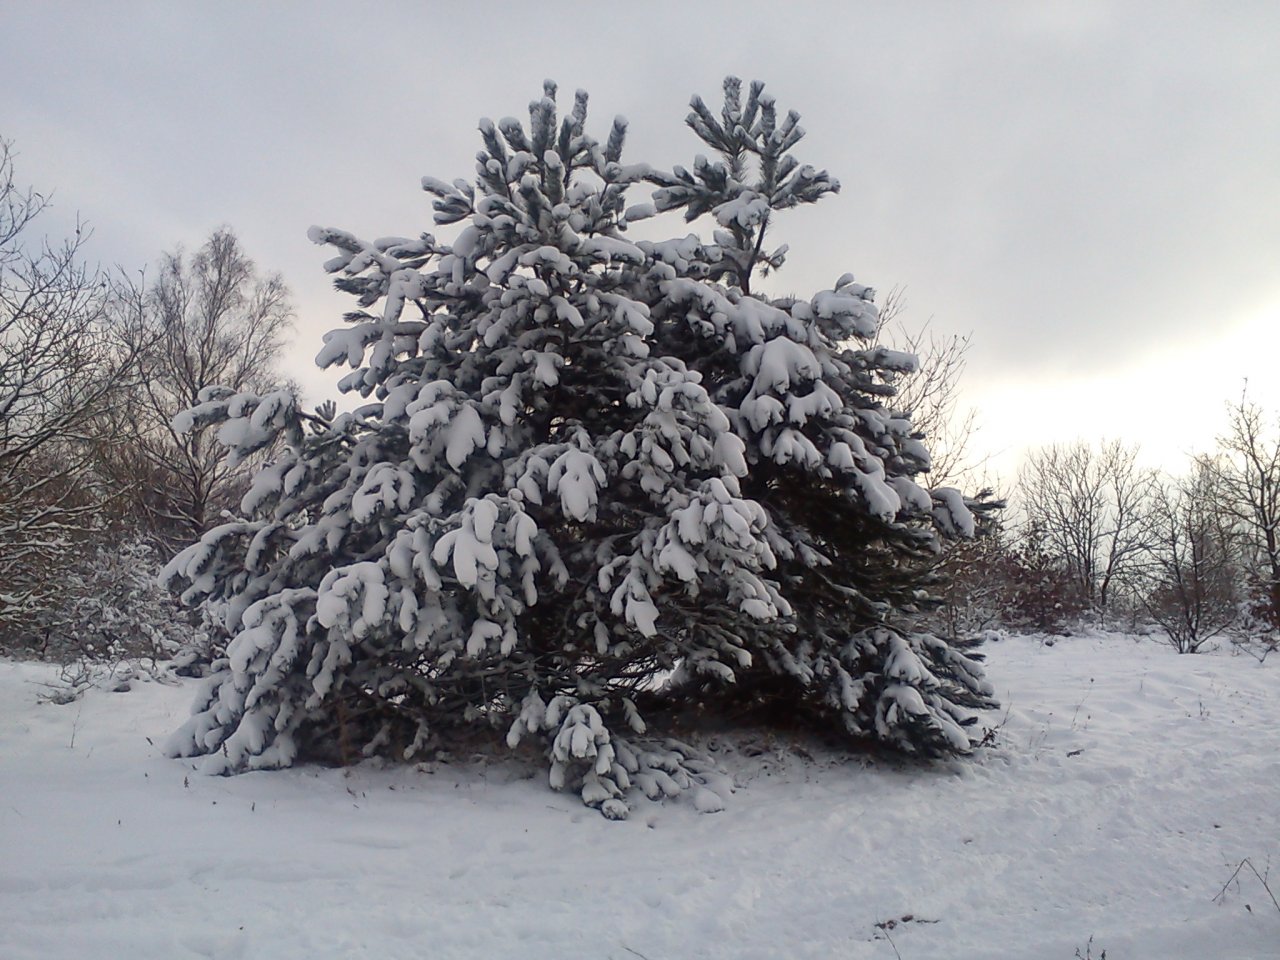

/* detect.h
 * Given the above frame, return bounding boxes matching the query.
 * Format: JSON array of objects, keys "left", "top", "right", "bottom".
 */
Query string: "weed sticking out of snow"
[{"left": 1214, "top": 856, "right": 1280, "bottom": 916}]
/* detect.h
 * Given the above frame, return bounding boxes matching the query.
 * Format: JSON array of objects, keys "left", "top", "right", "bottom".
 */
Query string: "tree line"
[
  {"left": 0, "top": 138, "right": 291, "bottom": 659},
  {"left": 929, "top": 405, "right": 1280, "bottom": 656},
  {"left": 858, "top": 287, "right": 1278, "bottom": 658}
]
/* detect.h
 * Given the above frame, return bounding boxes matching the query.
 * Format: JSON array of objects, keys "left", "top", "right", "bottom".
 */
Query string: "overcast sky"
[{"left": 3, "top": 1, "right": 1277, "bottom": 483}]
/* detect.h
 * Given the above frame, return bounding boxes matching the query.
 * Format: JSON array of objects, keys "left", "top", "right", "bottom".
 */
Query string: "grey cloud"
[{"left": 2, "top": 1, "right": 1277, "bottom": 464}]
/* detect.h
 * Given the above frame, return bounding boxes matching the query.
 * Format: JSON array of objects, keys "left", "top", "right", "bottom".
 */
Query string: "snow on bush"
[
  {"left": 161, "top": 78, "right": 995, "bottom": 817},
  {"left": 20, "top": 536, "right": 193, "bottom": 664}
]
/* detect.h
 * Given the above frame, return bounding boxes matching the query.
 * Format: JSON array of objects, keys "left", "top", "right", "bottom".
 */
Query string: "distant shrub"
[{"left": 13, "top": 536, "right": 196, "bottom": 663}]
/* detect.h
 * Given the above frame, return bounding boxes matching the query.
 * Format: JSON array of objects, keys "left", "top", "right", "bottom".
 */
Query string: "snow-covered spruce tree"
[{"left": 163, "top": 78, "right": 994, "bottom": 817}]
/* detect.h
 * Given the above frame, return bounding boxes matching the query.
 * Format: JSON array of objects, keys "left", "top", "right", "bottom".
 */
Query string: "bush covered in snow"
[
  {"left": 161, "top": 78, "right": 995, "bottom": 816},
  {"left": 14, "top": 535, "right": 193, "bottom": 663}
]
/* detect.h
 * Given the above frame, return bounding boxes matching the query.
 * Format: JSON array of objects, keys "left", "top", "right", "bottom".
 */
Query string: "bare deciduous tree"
[
  {"left": 0, "top": 139, "right": 145, "bottom": 640},
  {"left": 874, "top": 287, "right": 980, "bottom": 490},
  {"left": 1017, "top": 440, "right": 1154, "bottom": 616},
  {"left": 1144, "top": 466, "right": 1239, "bottom": 652},
  {"left": 108, "top": 228, "right": 294, "bottom": 547},
  {"left": 1197, "top": 391, "right": 1280, "bottom": 630},
  {"left": 871, "top": 289, "right": 1004, "bottom": 638}
]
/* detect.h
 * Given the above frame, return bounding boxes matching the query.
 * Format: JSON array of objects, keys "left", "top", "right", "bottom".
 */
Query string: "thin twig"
[
  {"left": 880, "top": 926, "right": 902, "bottom": 960},
  {"left": 622, "top": 947, "right": 654, "bottom": 960},
  {"left": 68, "top": 702, "right": 83, "bottom": 750},
  {"left": 1214, "top": 857, "right": 1280, "bottom": 913},
  {"left": 1070, "top": 678, "right": 1094, "bottom": 730}
]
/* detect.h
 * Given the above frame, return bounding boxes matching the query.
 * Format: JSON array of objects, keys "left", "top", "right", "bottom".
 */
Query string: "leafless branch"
[
  {"left": 102, "top": 227, "right": 294, "bottom": 547},
  {"left": 0, "top": 138, "right": 147, "bottom": 641},
  {"left": 1016, "top": 440, "right": 1156, "bottom": 617}
]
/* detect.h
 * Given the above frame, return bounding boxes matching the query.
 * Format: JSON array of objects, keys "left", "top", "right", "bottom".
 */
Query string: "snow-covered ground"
[{"left": 2, "top": 634, "right": 1277, "bottom": 960}]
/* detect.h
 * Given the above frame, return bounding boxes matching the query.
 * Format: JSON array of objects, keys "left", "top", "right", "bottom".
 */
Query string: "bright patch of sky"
[{"left": 973, "top": 295, "right": 1280, "bottom": 483}]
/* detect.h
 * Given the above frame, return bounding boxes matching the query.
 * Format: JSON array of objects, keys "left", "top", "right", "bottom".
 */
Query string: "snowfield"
[{"left": 2, "top": 634, "right": 1277, "bottom": 960}]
